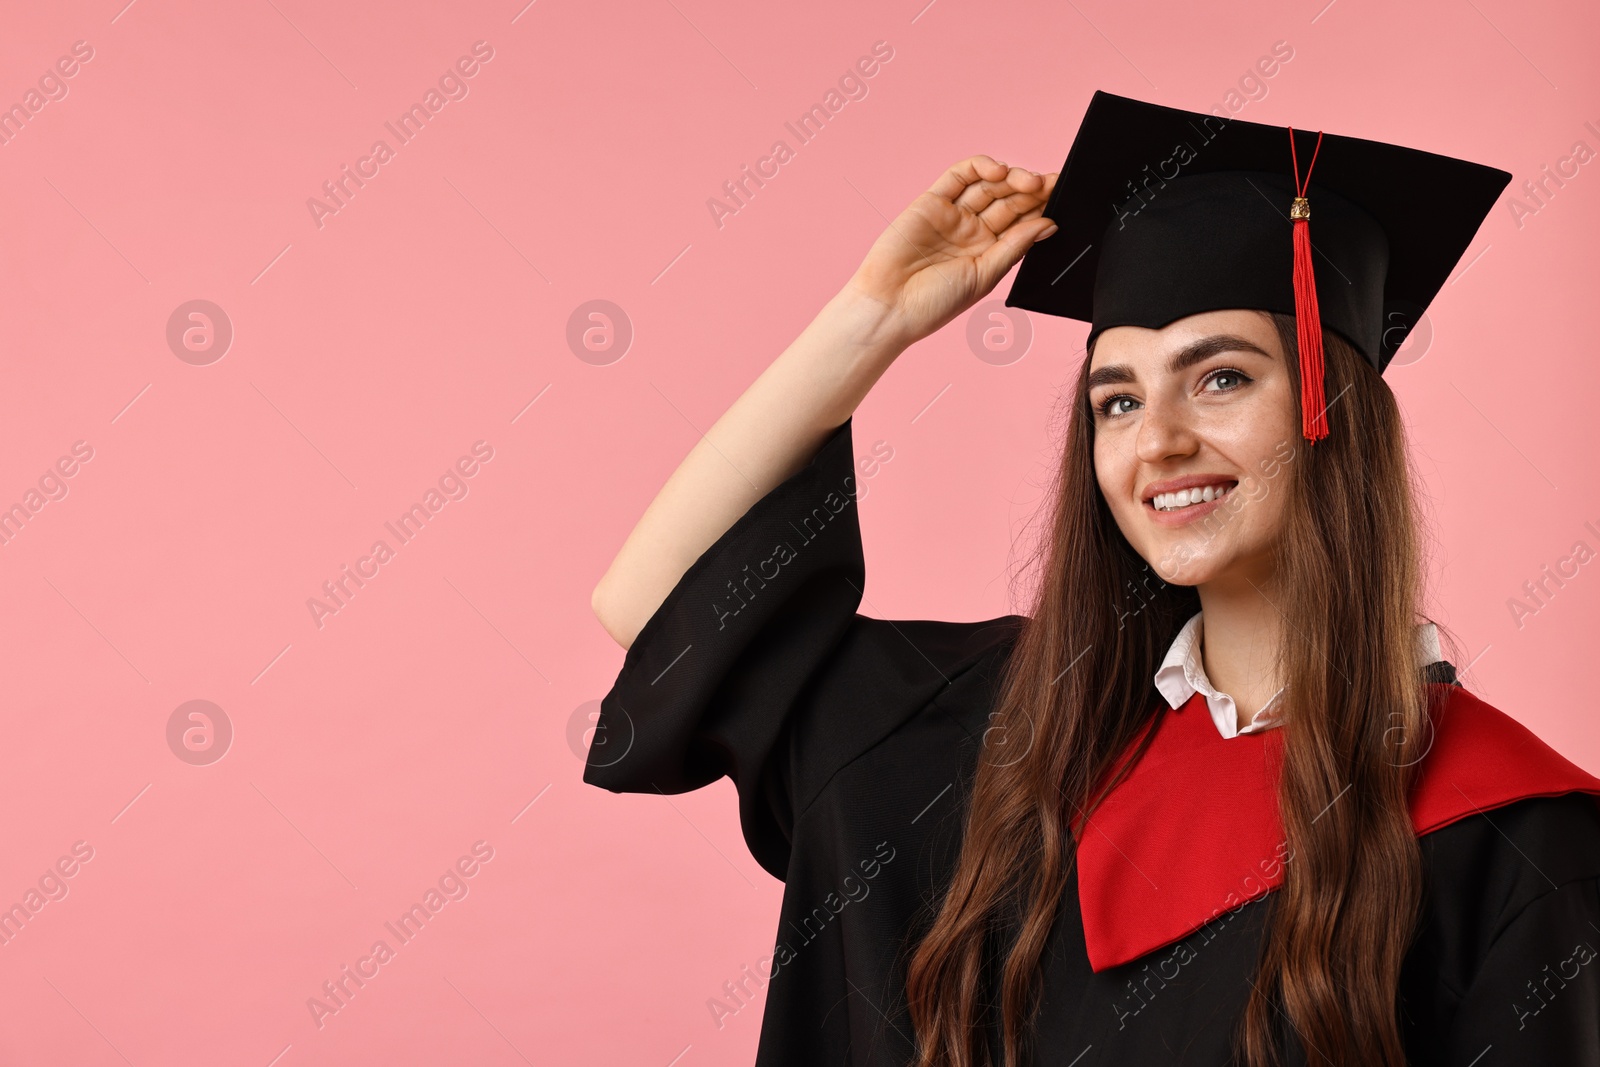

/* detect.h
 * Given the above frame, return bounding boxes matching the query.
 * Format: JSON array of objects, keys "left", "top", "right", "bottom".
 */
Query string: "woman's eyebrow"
[
  {"left": 1169, "top": 334, "right": 1275, "bottom": 372},
  {"left": 1086, "top": 334, "right": 1275, "bottom": 391},
  {"left": 1085, "top": 363, "right": 1136, "bottom": 390}
]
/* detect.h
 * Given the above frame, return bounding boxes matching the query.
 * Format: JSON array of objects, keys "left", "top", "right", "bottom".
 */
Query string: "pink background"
[{"left": 0, "top": 0, "right": 1595, "bottom": 1063}]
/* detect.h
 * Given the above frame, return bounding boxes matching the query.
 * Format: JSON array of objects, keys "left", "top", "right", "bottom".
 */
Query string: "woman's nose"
[{"left": 1134, "top": 394, "right": 1199, "bottom": 464}]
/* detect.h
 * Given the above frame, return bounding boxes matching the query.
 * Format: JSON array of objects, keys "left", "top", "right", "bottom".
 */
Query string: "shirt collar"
[
  {"left": 1154, "top": 612, "right": 1444, "bottom": 740},
  {"left": 1153, "top": 613, "right": 1282, "bottom": 740}
]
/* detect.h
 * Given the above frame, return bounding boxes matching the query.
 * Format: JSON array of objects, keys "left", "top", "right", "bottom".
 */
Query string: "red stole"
[{"left": 1075, "top": 684, "right": 1600, "bottom": 972}]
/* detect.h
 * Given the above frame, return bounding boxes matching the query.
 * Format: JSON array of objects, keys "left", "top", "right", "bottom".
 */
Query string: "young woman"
[{"left": 585, "top": 93, "right": 1600, "bottom": 1066}]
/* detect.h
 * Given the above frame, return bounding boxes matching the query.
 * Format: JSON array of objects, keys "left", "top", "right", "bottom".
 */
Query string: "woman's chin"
[{"left": 1145, "top": 542, "right": 1262, "bottom": 588}]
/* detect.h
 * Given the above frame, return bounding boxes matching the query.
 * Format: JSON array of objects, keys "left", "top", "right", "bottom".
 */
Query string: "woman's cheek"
[{"left": 1092, "top": 452, "right": 1127, "bottom": 514}]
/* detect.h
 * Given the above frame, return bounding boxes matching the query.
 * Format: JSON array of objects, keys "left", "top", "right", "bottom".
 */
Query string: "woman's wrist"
[
  {"left": 785, "top": 286, "right": 911, "bottom": 426},
  {"left": 827, "top": 282, "right": 911, "bottom": 344}
]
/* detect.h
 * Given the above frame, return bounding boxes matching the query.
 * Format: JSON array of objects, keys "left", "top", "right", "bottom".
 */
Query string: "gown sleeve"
[
  {"left": 582, "top": 417, "right": 1019, "bottom": 881},
  {"left": 1439, "top": 795, "right": 1600, "bottom": 1065}
]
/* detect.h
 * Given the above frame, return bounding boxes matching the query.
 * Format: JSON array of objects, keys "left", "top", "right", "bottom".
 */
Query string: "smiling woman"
[
  {"left": 582, "top": 90, "right": 1600, "bottom": 1067},
  {"left": 1087, "top": 310, "right": 1302, "bottom": 601},
  {"left": 923, "top": 296, "right": 1448, "bottom": 1065}
]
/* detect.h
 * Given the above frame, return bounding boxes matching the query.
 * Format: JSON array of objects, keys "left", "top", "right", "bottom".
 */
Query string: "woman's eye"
[
  {"left": 1203, "top": 369, "right": 1251, "bottom": 392},
  {"left": 1097, "top": 395, "right": 1139, "bottom": 418}
]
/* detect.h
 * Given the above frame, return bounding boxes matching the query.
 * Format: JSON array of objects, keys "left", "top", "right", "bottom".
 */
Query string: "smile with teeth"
[{"left": 1150, "top": 483, "right": 1235, "bottom": 512}]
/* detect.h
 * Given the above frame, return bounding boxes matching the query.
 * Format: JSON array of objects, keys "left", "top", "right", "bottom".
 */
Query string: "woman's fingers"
[
  {"left": 912, "top": 160, "right": 1051, "bottom": 279},
  {"left": 929, "top": 156, "right": 1045, "bottom": 218},
  {"left": 951, "top": 169, "right": 1015, "bottom": 215},
  {"left": 848, "top": 163, "right": 1057, "bottom": 347},
  {"left": 924, "top": 154, "right": 1010, "bottom": 204},
  {"left": 972, "top": 211, "right": 1059, "bottom": 292},
  {"left": 952, "top": 165, "right": 1043, "bottom": 215},
  {"left": 973, "top": 170, "right": 1056, "bottom": 235}
]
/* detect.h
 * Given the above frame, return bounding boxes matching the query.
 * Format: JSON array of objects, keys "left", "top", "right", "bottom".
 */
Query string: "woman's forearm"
[
  {"left": 591, "top": 285, "right": 908, "bottom": 650},
  {"left": 591, "top": 156, "right": 1057, "bottom": 649}
]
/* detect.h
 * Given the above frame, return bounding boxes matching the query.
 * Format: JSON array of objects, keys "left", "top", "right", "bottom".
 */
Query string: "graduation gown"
[{"left": 584, "top": 417, "right": 1600, "bottom": 1066}]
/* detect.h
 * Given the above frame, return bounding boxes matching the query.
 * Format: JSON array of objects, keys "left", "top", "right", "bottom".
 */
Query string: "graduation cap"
[{"left": 1005, "top": 90, "right": 1511, "bottom": 442}]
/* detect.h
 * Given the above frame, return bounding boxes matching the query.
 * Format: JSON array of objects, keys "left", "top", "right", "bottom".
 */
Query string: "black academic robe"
[{"left": 584, "top": 417, "right": 1600, "bottom": 1066}]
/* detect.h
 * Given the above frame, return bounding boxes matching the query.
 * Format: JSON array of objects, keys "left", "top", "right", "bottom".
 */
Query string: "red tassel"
[
  {"left": 1292, "top": 215, "right": 1326, "bottom": 441},
  {"left": 1288, "top": 128, "right": 1328, "bottom": 443}
]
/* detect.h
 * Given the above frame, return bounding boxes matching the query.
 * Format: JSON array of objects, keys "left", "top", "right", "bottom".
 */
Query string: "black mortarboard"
[{"left": 1005, "top": 90, "right": 1510, "bottom": 441}]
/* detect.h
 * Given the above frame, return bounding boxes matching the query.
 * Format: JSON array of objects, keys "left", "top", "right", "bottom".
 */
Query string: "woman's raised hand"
[
  {"left": 594, "top": 159, "right": 1055, "bottom": 649},
  {"left": 844, "top": 155, "right": 1058, "bottom": 349}
]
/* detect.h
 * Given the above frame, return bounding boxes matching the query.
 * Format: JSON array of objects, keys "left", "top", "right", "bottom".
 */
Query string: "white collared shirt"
[{"left": 1153, "top": 612, "right": 1444, "bottom": 740}]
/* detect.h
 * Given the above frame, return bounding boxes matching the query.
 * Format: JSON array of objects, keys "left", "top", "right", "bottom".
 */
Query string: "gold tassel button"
[{"left": 1289, "top": 196, "right": 1311, "bottom": 220}]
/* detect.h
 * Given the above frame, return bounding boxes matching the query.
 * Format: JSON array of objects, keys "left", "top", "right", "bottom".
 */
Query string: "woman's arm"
[{"left": 592, "top": 156, "right": 1058, "bottom": 649}]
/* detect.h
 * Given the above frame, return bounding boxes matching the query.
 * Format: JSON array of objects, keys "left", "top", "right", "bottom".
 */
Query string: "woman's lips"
[
  {"left": 1144, "top": 481, "right": 1237, "bottom": 527},
  {"left": 1150, "top": 482, "right": 1234, "bottom": 510}
]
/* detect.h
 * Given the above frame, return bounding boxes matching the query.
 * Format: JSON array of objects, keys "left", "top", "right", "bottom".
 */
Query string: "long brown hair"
[{"left": 904, "top": 311, "right": 1434, "bottom": 1067}]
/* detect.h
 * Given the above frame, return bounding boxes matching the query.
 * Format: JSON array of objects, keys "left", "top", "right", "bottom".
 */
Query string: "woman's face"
[{"left": 1088, "top": 309, "right": 1300, "bottom": 589}]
